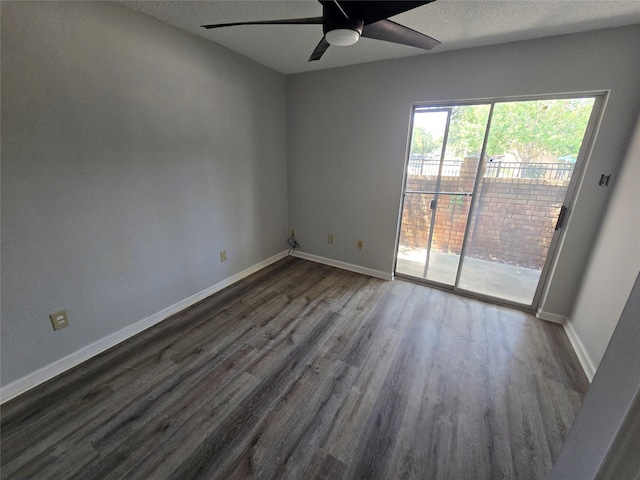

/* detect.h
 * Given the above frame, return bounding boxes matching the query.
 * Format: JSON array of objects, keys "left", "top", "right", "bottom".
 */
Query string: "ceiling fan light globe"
[{"left": 325, "top": 29, "right": 360, "bottom": 46}]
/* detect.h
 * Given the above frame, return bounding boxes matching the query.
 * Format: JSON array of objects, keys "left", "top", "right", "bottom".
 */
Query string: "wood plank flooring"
[{"left": 0, "top": 257, "right": 589, "bottom": 480}]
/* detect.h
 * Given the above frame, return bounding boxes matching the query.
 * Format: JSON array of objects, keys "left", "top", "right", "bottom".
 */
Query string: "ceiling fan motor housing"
[{"left": 323, "top": 18, "right": 364, "bottom": 45}]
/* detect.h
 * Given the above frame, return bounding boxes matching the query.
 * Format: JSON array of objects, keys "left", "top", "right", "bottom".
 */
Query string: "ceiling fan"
[{"left": 202, "top": 1, "right": 440, "bottom": 62}]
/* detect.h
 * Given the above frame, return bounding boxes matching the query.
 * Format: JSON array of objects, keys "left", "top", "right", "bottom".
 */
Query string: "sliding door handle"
[{"left": 555, "top": 205, "right": 568, "bottom": 231}]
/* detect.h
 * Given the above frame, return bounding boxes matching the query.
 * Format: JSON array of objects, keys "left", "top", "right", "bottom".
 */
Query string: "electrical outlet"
[
  {"left": 291, "top": 229, "right": 296, "bottom": 238},
  {"left": 50, "top": 310, "right": 70, "bottom": 331},
  {"left": 220, "top": 250, "right": 227, "bottom": 262},
  {"left": 328, "top": 234, "right": 334, "bottom": 244},
  {"left": 357, "top": 240, "right": 364, "bottom": 250}
]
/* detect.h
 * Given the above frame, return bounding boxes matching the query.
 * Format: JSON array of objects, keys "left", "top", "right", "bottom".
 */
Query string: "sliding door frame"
[{"left": 394, "top": 91, "right": 608, "bottom": 312}]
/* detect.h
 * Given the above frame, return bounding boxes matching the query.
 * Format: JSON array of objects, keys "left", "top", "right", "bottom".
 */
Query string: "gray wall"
[
  {"left": 2, "top": 1, "right": 639, "bottom": 395},
  {"left": 569, "top": 115, "right": 640, "bottom": 372},
  {"left": 286, "top": 25, "right": 640, "bottom": 318},
  {"left": 1, "top": 2, "right": 287, "bottom": 387},
  {"left": 551, "top": 273, "right": 640, "bottom": 480},
  {"left": 550, "top": 116, "right": 639, "bottom": 477}
]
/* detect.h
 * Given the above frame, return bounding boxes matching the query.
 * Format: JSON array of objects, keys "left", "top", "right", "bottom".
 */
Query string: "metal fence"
[
  {"left": 484, "top": 161, "right": 574, "bottom": 181},
  {"left": 408, "top": 159, "right": 575, "bottom": 181},
  {"left": 408, "top": 159, "right": 462, "bottom": 176}
]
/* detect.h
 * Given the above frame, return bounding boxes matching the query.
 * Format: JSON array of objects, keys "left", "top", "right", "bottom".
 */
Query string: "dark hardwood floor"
[{"left": 0, "top": 257, "right": 589, "bottom": 480}]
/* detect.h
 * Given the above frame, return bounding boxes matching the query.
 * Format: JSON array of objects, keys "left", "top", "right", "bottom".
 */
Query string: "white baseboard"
[
  {"left": 0, "top": 250, "right": 289, "bottom": 404},
  {"left": 563, "top": 319, "right": 596, "bottom": 382},
  {"left": 292, "top": 251, "right": 393, "bottom": 281},
  {"left": 537, "top": 309, "right": 595, "bottom": 382},
  {"left": 536, "top": 309, "right": 568, "bottom": 324}
]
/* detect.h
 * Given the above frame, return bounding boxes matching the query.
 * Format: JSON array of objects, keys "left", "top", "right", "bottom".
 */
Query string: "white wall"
[
  {"left": 565, "top": 115, "right": 640, "bottom": 379},
  {"left": 1, "top": 2, "right": 287, "bottom": 388},
  {"left": 286, "top": 25, "right": 640, "bottom": 319}
]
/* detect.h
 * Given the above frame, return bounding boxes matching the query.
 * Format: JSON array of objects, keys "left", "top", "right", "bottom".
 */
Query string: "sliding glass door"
[
  {"left": 396, "top": 104, "right": 490, "bottom": 285},
  {"left": 395, "top": 95, "right": 600, "bottom": 308}
]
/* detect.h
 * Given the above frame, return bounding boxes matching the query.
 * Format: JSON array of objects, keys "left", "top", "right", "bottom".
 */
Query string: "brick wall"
[{"left": 400, "top": 157, "right": 569, "bottom": 270}]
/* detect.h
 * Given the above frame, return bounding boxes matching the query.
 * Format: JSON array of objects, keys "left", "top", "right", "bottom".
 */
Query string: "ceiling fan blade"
[
  {"left": 362, "top": 19, "right": 440, "bottom": 50},
  {"left": 309, "top": 37, "right": 330, "bottom": 62},
  {"left": 328, "top": 0, "right": 349, "bottom": 19},
  {"left": 320, "top": 1, "right": 436, "bottom": 25},
  {"left": 202, "top": 17, "right": 323, "bottom": 29}
]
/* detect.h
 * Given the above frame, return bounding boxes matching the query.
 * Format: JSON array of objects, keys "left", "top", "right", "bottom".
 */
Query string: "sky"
[{"left": 413, "top": 110, "right": 448, "bottom": 139}]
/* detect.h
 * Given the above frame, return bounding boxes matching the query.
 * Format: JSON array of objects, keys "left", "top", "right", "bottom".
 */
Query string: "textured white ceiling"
[{"left": 122, "top": 0, "right": 640, "bottom": 74}]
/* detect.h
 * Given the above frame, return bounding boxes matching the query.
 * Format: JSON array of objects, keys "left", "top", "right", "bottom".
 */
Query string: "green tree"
[
  {"left": 410, "top": 126, "right": 439, "bottom": 157},
  {"left": 446, "top": 105, "right": 491, "bottom": 158},
  {"left": 445, "top": 99, "right": 594, "bottom": 163},
  {"left": 487, "top": 99, "right": 594, "bottom": 163}
]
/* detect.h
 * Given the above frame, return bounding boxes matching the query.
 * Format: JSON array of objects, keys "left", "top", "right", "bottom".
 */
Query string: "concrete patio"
[{"left": 396, "top": 247, "right": 541, "bottom": 305}]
